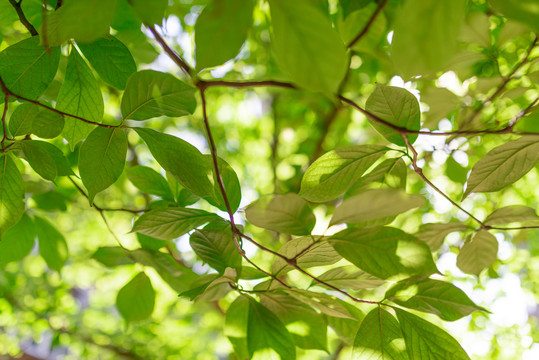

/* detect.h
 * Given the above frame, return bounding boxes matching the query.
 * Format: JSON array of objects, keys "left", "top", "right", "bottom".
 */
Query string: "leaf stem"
[{"left": 347, "top": 0, "right": 388, "bottom": 49}]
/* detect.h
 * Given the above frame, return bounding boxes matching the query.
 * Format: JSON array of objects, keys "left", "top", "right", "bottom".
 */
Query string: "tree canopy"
[{"left": 0, "top": 0, "right": 538, "bottom": 359}]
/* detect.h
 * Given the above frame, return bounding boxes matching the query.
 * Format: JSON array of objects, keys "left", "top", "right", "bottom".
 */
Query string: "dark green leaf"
[
  {"left": 32, "top": 191, "right": 69, "bottom": 212},
  {"left": 22, "top": 140, "right": 74, "bottom": 180},
  {"left": 58, "top": 48, "right": 104, "bottom": 149},
  {"left": 385, "top": 278, "right": 486, "bottom": 321},
  {"left": 396, "top": 308, "right": 471, "bottom": 360},
  {"left": 457, "top": 230, "right": 498, "bottom": 275},
  {"left": 0, "top": 37, "right": 60, "bottom": 101},
  {"left": 79, "top": 127, "right": 128, "bottom": 204},
  {"left": 353, "top": 308, "right": 409, "bottom": 360},
  {"left": 268, "top": 0, "right": 348, "bottom": 94},
  {"left": 365, "top": 84, "right": 420, "bottom": 146},
  {"left": 331, "top": 189, "right": 425, "bottom": 225},
  {"left": 225, "top": 296, "right": 250, "bottom": 359},
  {"left": 9, "top": 103, "right": 64, "bottom": 138},
  {"left": 116, "top": 272, "right": 155, "bottom": 322},
  {"left": 77, "top": 35, "right": 137, "bottom": 89},
  {"left": 195, "top": 0, "right": 254, "bottom": 70},
  {"left": 463, "top": 136, "right": 539, "bottom": 199},
  {"left": 484, "top": 205, "right": 539, "bottom": 226},
  {"left": 35, "top": 216, "right": 68, "bottom": 272},
  {"left": 127, "top": 165, "right": 174, "bottom": 201},
  {"left": 121, "top": 70, "right": 196, "bottom": 120},
  {"left": 205, "top": 156, "right": 242, "bottom": 213},
  {"left": 132, "top": 207, "right": 217, "bottom": 240},
  {"left": 0, "top": 155, "right": 25, "bottom": 234},
  {"left": 329, "top": 227, "right": 438, "bottom": 280},
  {"left": 300, "top": 145, "right": 389, "bottom": 202},
  {"left": 0, "top": 214, "right": 35, "bottom": 267},
  {"left": 245, "top": 193, "right": 315, "bottom": 235},
  {"left": 189, "top": 227, "right": 242, "bottom": 273}
]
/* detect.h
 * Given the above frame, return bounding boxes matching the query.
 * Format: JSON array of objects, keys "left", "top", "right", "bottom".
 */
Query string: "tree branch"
[
  {"left": 347, "top": 0, "right": 388, "bottom": 49},
  {"left": 147, "top": 25, "right": 194, "bottom": 77},
  {"left": 1, "top": 94, "right": 9, "bottom": 151},
  {"left": 8, "top": 0, "right": 38, "bottom": 36}
]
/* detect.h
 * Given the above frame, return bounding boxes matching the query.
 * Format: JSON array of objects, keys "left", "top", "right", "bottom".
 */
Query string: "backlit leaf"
[
  {"left": 457, "top": 230, "right": 498, "bottom": 275},
  {"left": 35, "top": 216, "right": 68, "bottom": 272},
  {"left": 415, "top": 222, "right": 470, "bottom": 251},
  {"left": 484, "top": 205, "right": 539, "bottom": 226},
  {"left": 127, "top": 165, "right": 174, "bottom": 201},
  {"left": 0, "top": 155, "right": 25, "bottom": 234},
  {"left": 189, "top": 227, "right": 242, "bottom": 273},
  {"left": 9, "top": 103, "right": 64, "bottom": 139},
  {"left": 116, "top": 272, "right": 155, "bottom": 323},
  {"left": 0, "top": 214, "right": 35, "bottom": 267}
]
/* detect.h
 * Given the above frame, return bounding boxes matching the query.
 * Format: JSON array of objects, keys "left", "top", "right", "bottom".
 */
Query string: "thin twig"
[
  {"left": 347, "top": 0, "right": 388, "bottom": 48},
  {"left": 148, "top": 25, "right": 194, "bottom": 76},
  {"left": 1, "top": 94, "right": 9, "bottom": 151},
  {"left": 8, "top": 0, "right": 38, "bottom": 36}
]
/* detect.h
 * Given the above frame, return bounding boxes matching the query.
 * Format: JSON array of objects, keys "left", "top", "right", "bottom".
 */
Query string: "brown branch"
[
  {"left": 347, "top": 0, "right": 388, "bottom": 49},
  {"left": 148, "top": 25, "right": 194, "bottom": 77},
  {"left": 0, "top": 77, "right": 118, "bottom": 128},
  {"left": 1, "top": 94, "right": 9, "bottom": 151},
  {"left": 8, "top": 0, "right": 38, "bottom": 36}
]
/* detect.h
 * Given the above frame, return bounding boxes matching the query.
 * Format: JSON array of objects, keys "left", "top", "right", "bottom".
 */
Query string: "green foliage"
[{"left": 1, "top": 0, "right": 538, "bottom": 359}]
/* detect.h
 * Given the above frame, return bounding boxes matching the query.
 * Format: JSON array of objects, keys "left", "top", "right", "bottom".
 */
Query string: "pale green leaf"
[
  {"left": 329, "top": 227, "right": 438, "bottom": 280},
  {"left": 245, "top": 193, "right": 315, "bottom": 235},
  {"left": 391, "top": 0, "right": 466, "bottom": 77},
  {"left": 127, "top": 165, "right": 174, "bottom": 201},
  {"left": 268, "top": 0, "right": 348, "bottom": 94},
  {"left": 189, "top": 228, "right": 242, "bottom": 273},
  {"left": 35, "top": 216, "right": 68, "bottom": 272},
  {"left": 415, "top": 222, "right": 470, "bottom": 251},
  {"left": 135, "top": 128, "right": 214, "bottom": 199},
  {"left": 116, "top": 272, "right": 155, "bottom": 323},
  {"left": 129, "top": 0, "right": 167, "bottom": 25},
  {"left": 44, "top": 0, "right": 117, "bottom": 46},
  {"left": 79, "top": 127, "right": 128, "bottom": 204},
  {"left": 195, "top": 0, "right": 254, "bottom": 70},
  {"left": 331, "top": 189, "right": 425, "bottom": 226},
  {"left": 121, "top": 70, "right": 196, "bottom": 120},
  {"left": 58, "top": 48, "right": 104, "bottom": 149},
  {"left": 340, "top": 4, "right": 387, "bottom": 53},
  {"left": 484, "top": 205, "right": 539, "bottom": 226},
  {"left": 0, "top": 37, "right": 60, "bottom": 101},
  {"left": 385, "top": 278, "right": 486, "bottom": 321},
  {"left": 0, "top": 155, "right": 25, "bottom": 234},
  {"left": 348, "top": 157, "right": 408, "bottom": 195},
  {"left": 283, "top": 289, "right": 356, "bottom": 320},
  {"left": 463, "top": 137, "right": 539, "bottom": 199},
  {"left": 92, "top": 246, "right": 134, "bottom": 267},
  {"left": 77, "top": 35, "right": 137, "bottom": 89},
  {"left": 352, "top": 308, "right": 409, "bottom": 360},
  {"left": 225, "top": 296, "right": 250, "bottom": 359},
  {"left": 0, "top": 214, "right": 35, "bottom": 267},
  {"left": 396, "top": 309, "right": 471, "bottom": 360},
  {"left": 421, "top": 87, "right": 460, "bottom": 127},
  {"left": 314, "top": 266, "right": 385, "bottom": 291},
  {"left": 132, "top": 207, "right": 217, "bottom": 240},
  {"left": 9, "top": 103, "right": 64, "bottom": 138},
  {"left": 365, "top": 84, "right": 420, "bottom": 146},
  {"left": 136, "top": 233, "right": 168, "bottom": 251},
  {"left": 489, "top": 0, "right": 539, "bottom": 31},
  {"left": 299, "top": 145, "right": 389, "bottom": 202},
  {"left": 457, "top": 230, "right": 498, "bottom": 275}
]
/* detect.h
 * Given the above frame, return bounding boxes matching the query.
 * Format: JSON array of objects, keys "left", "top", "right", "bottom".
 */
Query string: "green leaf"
[
  {"left": 385, "top": 278, "right": 486, "bottom": 321},
  {"left": 0, "top": 37, "right": 60, "bottom": 101},
  {"left": 348, "top": 157, "right": 407, "bottom": 194},
  {"left": 21, "top": 140, "right": 74, "bottom": 180},
  {"left": 246, "top": 296, "right": 296, "bottom": 360},
  {"left": 44, "top": 0, "right": 117, "bottom": 46},
  {"left": 0, "top": 214, "right": 35, "bottom": 267},
  {"left": 299, "top": 145, "right": 389, "bottom": 202},
  {"left": 415, "top": 222, "right": 470, "bottom": 251},
  {"left": 446, "top": 156, "right": 469, "bottom": 184},
  {"left": 391, "top": 0, "right": 466, "bottom": 77},
  {"left": 79, "top": 127, "right": 127, "bottom": 204},
  {"left": 58, "top": 48, "right": 104, "bottom": 149},
  {"left": 189, "top": 227, "right": 242, "bottom": 273},
  {"left": 92, "top": 246, "right": 134, "bottom": 267},
  {"left": 314, "top": 266, "right": 385, "bottom": 291},
  {"left": 195, "top": 0, "right": 254, "bottom": 70},
  {"left": 77, "top": 35, "right": 137, "bottom": 89},
  {"left": 225, "top": 296, "right": 250, "bottom": 359},
  {"left": 32, "top": 191, "right": 69, "bottom": 212},
  {"left": 365, "top": 84, "right": 421, "bottom": 146},
  {"left": 121, "top": 70, "right": 196, "bottom": 120},
  {"left": 396, "top": 308, "right": 471, "bottom": 360},
  {"left": 329, "top": 227, "right": 438, "bottom": 280},
  {"left": 0, "top": 154, "right": 25, "bottom": 234},
  {"left": 132, "top": 207, "right": 217, "bottom": 240},
  {"left": 463, "top": 137, "right": 539, "bottom": 199},
  {"left": 340, "top": 5, "right": 387, "bottom": 53},
  {"left": 353, "top": 308, "right": 409, "bottom": 360},
  {"left": 205, "top": 156, "right": 242, "bottom": 213},
  {"left": 245, "top": 193, "right": 316, "bottom": 235},
  {"left": 135, "top": 128, "right": 214, "bottom": 199},
  {"left": 489, "top": 0, "right": 539, "bottom": 31},
  {"left": 268, "top": 0, "right": 348, "bottom": 94},
  {"left": 260, "top": 293, "right": 328, "bottom": 351},
  {"left": 283, "top": 289, "right": 356, "bottom": 320},
  {"left": 484, "top": 205, "right": 539, "bottom": 226},
  {"left": 129, "top": 0, "right": 167, "bottom": 25},
  {"left": 35, "top": 216, "right": 68, "bottom": 272},
  {"left": 116, "top": 272, "right": 155, "bottom": 323},
  {"left": 457, "top": 230, "right": 498, "bottom": 275},
  {"left": 325, "top": 299, "right": 365, "bottom": 345},
  {"left": 331, "top": 189, "right": 425, "bottom": 226},
  {"left": 9, "top": 103, "right": 64, "bottom": 138},
  {"left": 179, "top": 273, "right": 221, "bottom": 301},
  {"left": 136, "top": 233, "right": 168, "bottom": 251},
  {"left": 127, "top": 165, "right": 174, "bottom": 201},
  {"left": 271, "top": 236, "right": 342, "bottom": 276}
]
